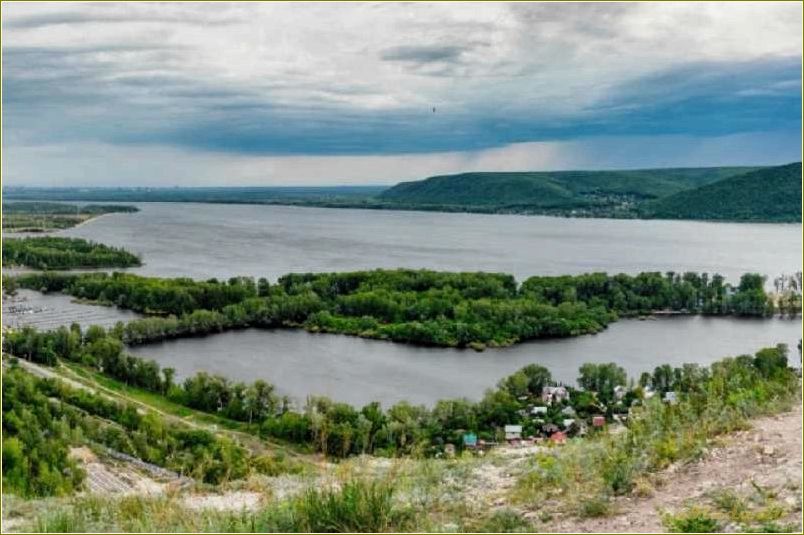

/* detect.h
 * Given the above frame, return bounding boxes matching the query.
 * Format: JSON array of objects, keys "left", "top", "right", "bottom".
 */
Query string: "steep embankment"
[
  {"left": 547, "top": 403, "right": 803, "bottom": 533},
  {"left": 643, "top": 162, "right": 802, "bottom": 222}
]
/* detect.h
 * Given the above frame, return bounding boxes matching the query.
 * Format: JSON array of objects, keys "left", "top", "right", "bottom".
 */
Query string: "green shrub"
[
  {"left": 751, "top": 521, "right": 801, "bottom": 533},
  {"left": 663, "top": 507, "right": 721, "bottom": 533},
  {"left": 293, "top": 479, "right": 408, "bottom": 532},
  {"left": 579, "top": 496, "right": 611, "bottom": 518},
  {"left": 252, "top": 453, "right": 307, "bottom": 477},
  {"left": 468, "top": 508, "right": 533, "bottom": 532},
  {"left": 710, "top": 489, "right": 746, "bottom": 519}
]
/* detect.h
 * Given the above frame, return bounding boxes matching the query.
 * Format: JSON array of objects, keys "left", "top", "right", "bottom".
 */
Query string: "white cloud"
[{"left": 3, "top": 2, "right": 800, "bottom": 115}]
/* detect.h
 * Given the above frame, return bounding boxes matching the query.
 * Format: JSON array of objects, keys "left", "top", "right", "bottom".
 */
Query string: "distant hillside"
[
  {"left": 643, "top": 162, "right": 802, "bottom": 222},
  {"left": 6, "top": 165, "right": 798, "bottom": 222},
  {"left": 378, "top": 167, "right": 759, "bottom": 211}
]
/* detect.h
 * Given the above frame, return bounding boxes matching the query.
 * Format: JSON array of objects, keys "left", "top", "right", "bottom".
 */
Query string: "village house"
[
  {"left": 562, "top": 418, "right": 575, "bottom": 430},
  {"left": 530, "top": 405, "right": 548, "bottom": 416},
  {"left": 504, "top": 425, "right": 523, "bottom": 443},
  {"left": 664, "top": 391, "right": 678, "bottom": 404},
  {"left": 541, "top": 385, "right": 570, "bottom": 405},
  {"left": 614, "top": 385, "right": 627, "bottom": 400},
  {"left": 550, "top": 431, "right": 567, "bottom": 445},
  {"left": 592, "top": 415, "right": 606, "bottom": 427}
]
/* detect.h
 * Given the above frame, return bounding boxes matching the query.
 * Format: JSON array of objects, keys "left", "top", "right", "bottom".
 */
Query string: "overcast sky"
[{"left": 2, "top": 1, "right": 802, "bottom": 187}]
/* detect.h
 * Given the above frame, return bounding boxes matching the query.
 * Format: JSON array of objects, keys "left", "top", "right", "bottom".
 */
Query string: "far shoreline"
[{"left": 5, "top": 196, "right": 801, "bottom": 225}]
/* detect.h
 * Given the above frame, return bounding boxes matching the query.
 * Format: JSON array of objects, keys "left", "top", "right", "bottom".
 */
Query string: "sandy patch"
[{"left": 182, "top": 491, "right": 264, "bottom": 512}]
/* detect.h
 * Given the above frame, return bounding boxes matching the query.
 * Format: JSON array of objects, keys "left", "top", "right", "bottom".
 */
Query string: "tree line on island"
[
  {"left": 2, "top": 202, "right": 138, "bottom": 232},
  {"left": 10, "top": 268, "right": 802, "bottom": 350},
  {"left": 2, "top": 237, "right": 141, "bottom": 270}
]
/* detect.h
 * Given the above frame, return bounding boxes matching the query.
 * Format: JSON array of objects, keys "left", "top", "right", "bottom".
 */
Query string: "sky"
[{"left": 2, "top": 1, "right": 802, "bottom": 187}]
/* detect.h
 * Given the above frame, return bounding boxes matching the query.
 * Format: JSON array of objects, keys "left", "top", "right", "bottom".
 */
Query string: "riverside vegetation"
[
  {"left": 2, "top": 202, "right": 138, "bottom": 232},
  {"left": 2, "top": 343, "right": 799, "bottom": 532},
  {"left": 2, "top": 237, "right": 142, "bottom": 270},
  {"left": 3, "top": 267, "right": 801, "bottom": 531},
  {"left": 10, "top": 269, "right": 801, "bottom": 350},
  {"left": 2, "top": 303, "right": 799, "bottom": 464}
]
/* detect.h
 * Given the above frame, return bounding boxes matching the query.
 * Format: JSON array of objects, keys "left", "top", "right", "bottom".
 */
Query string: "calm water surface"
[
  {"left": 2, "top": 289, "right": 143, "bottom": 330},
  {"left": 59, "top": 203, "right": 802, "bottom": 283},
  {"left": 128, "top": 316, "right": 802, "bottom": 407}
]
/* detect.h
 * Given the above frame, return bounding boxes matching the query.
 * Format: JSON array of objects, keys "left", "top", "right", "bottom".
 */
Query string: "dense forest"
[
  {"left": 12, "top": 269, "right": 798, "bottom": 350},
  {"left": 641, "top": 162, "right": 803, "bottom": 222},
  {"left": 378, "top": 163, "right": 801, "bottom": 221},
  {"left": 2, "top": 237, "right": 141, "bottom": 270},
  {"left": 2, "top": 202, "right": 138, "bottom": 231},
  {"left": 379, "top": 167, "right": 755, "bottom": 208}
]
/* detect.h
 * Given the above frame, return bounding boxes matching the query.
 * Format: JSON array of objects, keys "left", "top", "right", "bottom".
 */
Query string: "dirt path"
[
  {"left": 547, "top": 403, "right": 803, "bottom": 533},
  {"left": 6, "top": 358, "right": 92, "bottom": 393}
]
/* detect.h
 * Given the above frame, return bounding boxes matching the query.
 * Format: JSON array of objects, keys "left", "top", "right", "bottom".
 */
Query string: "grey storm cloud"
[
  {"left": 2, "top": 3, "right": 246, "bottom": 29},
  {"left": 1, "top": 1, "right": 801, "bottom": 186},
  {"left": 380, "top": 45, "right": 466, "bottom": 64}
]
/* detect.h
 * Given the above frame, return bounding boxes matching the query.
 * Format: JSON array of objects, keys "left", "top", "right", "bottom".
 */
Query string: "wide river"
[
  {"left": 59, "top": 202, "right": 801, "bottom": 282},
  {"left": 14, "top": 202, "right": 804, "bottom": 406}
]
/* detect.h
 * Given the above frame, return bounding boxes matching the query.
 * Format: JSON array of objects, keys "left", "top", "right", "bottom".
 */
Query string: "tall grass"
[
  {"left": 30, "top": 479, "right": 412, "bottom": 533},
  {"left": 293, "top": 480, "right": 409, "bottom": 532}
]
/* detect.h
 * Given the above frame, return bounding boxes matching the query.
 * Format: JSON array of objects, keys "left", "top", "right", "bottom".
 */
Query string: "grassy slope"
[
  {"left": 13, "top": 369, "right": 801, "bottom": 533},
  {"left": 378, "top": 167, "right": 760, "bottom": 208},
  {"left": 57, "top": 362, "right": 310, "bottom": 458},
  {"left": 643, "top": 162, "right": 802, "bottom": 222}
]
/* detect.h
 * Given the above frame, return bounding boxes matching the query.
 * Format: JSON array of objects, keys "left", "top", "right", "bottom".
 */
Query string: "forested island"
[
  {"left": 10, "top": 268, "right": 801, "bottom": 349},
  {"left": 2, "top": 202, "right": 138, "bottom": 232},
  {"left": 4, "top": 162, "right": 800, "bottom": 222},
  {"left": 2, "top": 237, "right": 142, "bottom": 270}
]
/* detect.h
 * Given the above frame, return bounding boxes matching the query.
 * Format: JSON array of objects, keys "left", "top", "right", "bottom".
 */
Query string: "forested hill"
[
  {"left": 641, "top": 162, "right": 802, "bottom": 222},
  {"left": 378, "top": 166, "right": 759, "bottom": 210},
  {"left": 5, "top": 164, "right": 799, "bottom": 222}
]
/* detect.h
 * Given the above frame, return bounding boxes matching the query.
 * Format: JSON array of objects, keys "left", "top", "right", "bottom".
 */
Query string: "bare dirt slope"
[{"left": 548, "top": 403, "right": 803, "bottom": 533}]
